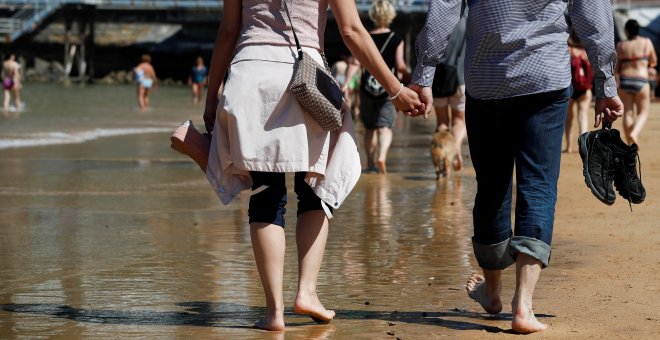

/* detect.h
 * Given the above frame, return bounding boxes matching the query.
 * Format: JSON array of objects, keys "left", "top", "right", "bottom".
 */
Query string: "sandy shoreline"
[{"left": 0, "top": 100, "right": 659, "bottom": 339}]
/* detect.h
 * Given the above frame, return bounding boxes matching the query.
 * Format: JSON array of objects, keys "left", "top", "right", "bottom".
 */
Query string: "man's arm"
[
  {"left": 569, "top": 0, "right": 623, "bottom": 126},
  {"left": 568, "top": 0, "right": 617, "bottom": 99},
  {"left": 410, "top": 0, "right": 463, "bottom": 116},
  {"left": 410, "top": 0, "right": 463, "bottom": 87}
]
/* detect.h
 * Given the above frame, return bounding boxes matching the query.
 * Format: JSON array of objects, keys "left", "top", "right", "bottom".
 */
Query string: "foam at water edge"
[{"left": 0, "top": 127, "right": 172, "bottom": 149}]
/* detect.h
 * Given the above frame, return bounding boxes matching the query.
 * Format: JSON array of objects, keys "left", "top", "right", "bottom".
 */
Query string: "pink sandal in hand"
[{"left": 170, "top": 120, "right": 210, "bottom": 172}]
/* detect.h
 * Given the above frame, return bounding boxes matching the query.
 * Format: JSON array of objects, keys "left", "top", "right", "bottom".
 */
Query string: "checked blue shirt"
[{"left": 411, "top": 0, "right": 618, "bottom": 100}]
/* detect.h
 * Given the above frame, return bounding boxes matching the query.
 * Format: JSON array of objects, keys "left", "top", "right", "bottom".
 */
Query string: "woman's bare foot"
[
  {"left": 630, "top": 135, "right": 640, "bottom": 148},
  {"left": 255, "top": 316, "right": 285, "bottom": 331},
  {"left": 294, "top": 292, "right": 335, "bottom": 323},
  {"left": 376, "top": 159, "right": 387, "bottom": 174},
  {"left": 511, "top": 302, "right": 547, "bottom": 334},
  {"left": 466, "top": 273, "right": 502, "bottom": 314},
  {"left": 452, "top": 152, "right": 463, "bottom": 171}
]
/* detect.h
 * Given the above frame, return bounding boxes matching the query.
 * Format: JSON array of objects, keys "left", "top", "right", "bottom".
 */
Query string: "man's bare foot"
[
  {"left": 255, "top": 316, "right": 285, "bottom": 331},
  {"left": 511, "top": 303, "right": 547, "bottom": 334},
  {"left": 294, "top": 292, "right": 335, "bottom": 323},
  {"left": 466, "top": 273, "right": 502, "bottom": 314}
]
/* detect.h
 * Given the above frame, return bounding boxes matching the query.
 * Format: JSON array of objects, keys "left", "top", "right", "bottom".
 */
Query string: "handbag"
[
  {"left": 283, "top": 2, "right": 343, "bottom": 131},
  {"left": 431, "top": 63, "right": 459, "bottom": 98},
  {"left": 361, "top": 32, "right": 395, "bottom": 98}
]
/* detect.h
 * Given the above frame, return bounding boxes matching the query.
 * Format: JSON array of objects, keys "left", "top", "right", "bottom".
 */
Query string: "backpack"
[
  {"left": 570, "top": 50, "right": 593, "bottom": 92},
  {"left": 362, "top": 33, "right": 395, "bottom": 98}
]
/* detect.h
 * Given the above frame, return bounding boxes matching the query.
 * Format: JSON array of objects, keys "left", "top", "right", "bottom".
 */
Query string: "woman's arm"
[
  {"left": 648, "top": 38, "right": 657, "bottom": 69},
  {"left": 203, "top": 0, "right": 242, "bottom": 132},
  {"left": 394, "top": 41, "right": 410, "bottom": 84},
  {"left": 329, "top": 0, "right": 421, "bottom": 113}
]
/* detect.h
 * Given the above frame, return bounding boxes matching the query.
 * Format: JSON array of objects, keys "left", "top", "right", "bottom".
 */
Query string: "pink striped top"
[{"left": 236, "top": 0, "right": 328, "bottom": 51}]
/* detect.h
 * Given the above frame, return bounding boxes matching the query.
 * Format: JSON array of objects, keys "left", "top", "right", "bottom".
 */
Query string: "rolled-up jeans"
[{"left": 465, "top": 87, "right": 570, "bottom": 269}]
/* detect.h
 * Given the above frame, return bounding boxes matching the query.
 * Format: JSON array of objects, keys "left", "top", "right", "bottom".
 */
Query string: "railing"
[
  {"left": 0, "top": 0, "right": 431, "bottom": 42},
  {"left": 611, "top": 0, "right": 660, "bottom": 10},
  {"left": 0, "top": 0, "right": 223, "bottom": 9},
  {"left": 0, "top": 0, "right": 431, "bottom": 11},
  {"left": 0, "top": 0, "right": 61, "bottom": 42}
]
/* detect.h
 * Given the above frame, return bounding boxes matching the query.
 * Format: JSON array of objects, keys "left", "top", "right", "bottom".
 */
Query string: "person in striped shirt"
[{"left": 409, "top": 0, "right": 624, "bottom": 333}]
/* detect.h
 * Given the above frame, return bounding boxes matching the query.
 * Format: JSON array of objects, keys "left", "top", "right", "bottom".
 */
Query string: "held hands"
[
  {"left": 594, "top": 95, "right": 624, "bottom": 128},
  {"left": 407, "top": 84, "right": 433, "bottom": 118},
  {"left": 391, "top": 85, "right": 425, "bottom": 116}
]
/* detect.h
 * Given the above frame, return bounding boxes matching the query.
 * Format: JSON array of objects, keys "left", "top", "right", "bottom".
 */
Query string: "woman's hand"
[{"left": 391, "top": 86, "right": 424, "bottom": 115}]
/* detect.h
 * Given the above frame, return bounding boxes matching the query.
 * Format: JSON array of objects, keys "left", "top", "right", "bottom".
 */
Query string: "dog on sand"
[{"left": 430, "top": 127, "right": 456, "bottom": 179}]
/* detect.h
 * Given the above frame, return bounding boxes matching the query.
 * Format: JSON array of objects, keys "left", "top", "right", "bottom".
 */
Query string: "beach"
[{"left": 0, "top": 83, "right": 659, "bottom": 339}]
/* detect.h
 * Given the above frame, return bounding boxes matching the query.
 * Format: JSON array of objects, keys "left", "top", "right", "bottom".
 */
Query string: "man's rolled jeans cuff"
[
  {"left": 509, "top": 236, "right": 552, "bottom": 268},
  {"left": 472, "top": 237, "right": 515, "bottom": 270}
]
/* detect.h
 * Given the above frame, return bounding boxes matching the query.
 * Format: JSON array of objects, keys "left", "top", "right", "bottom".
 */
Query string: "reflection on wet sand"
[
  {"left": 0, "top": 86, "right": 511, "bottom": 337},
  {"left": 1, "top": 301, "right": 556, "bottom": 335}
]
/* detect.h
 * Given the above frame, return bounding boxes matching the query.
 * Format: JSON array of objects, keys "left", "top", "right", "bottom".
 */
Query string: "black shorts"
[{"left": 248, "top": 172, "right": 331, "bottom": 228}]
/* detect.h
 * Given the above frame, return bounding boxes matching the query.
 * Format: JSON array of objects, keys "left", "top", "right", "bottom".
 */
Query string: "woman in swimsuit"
[
  {"left": 188, "top": 56, "right": 208, "bottom": 104},
  {"left": 3, "top": 54, "right": 22, "bottom": 112},
  {"left": 134, "top": 54, "right": 157, "bottom": 112},
  {"left": 616, "top": 20, "right": 657, "bottom": 146}
]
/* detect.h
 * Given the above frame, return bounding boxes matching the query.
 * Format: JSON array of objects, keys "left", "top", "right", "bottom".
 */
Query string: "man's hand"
[
  {"left": 594, "top": 95, "right": 624, "bottom": 128},
  {"left": 408, "top": 84, "right": 433, "bottom": 118}
]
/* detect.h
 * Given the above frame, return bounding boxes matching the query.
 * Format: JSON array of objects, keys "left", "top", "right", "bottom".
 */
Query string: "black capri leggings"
[{"left": 248, "top": 172, "right": 331, "bottom": 228}]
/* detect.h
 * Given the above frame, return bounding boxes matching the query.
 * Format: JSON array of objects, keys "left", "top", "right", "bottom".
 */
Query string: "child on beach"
[
  {"left": 171, "top": 0, "right": 422, "bottom": 332},
  {"left": 134, "top": 54, "right": 157, "bottom": 112}
]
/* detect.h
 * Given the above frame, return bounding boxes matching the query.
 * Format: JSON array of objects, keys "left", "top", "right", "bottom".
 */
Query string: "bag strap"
[
  {"left": 282, "top": 2, "right": 303, "bottom": 60},
  {"left": 379, "top": 32, "right": 395, "bottom": 54}
]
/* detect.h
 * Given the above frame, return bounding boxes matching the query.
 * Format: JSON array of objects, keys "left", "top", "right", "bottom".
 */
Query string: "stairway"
[{"left": 0, "top": 1, "right": 63, "bottom": 43}]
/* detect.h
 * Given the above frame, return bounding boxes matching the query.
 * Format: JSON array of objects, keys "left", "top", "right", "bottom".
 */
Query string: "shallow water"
[{"left": 0, "top": 83, "right": 517, "bottom": 338}]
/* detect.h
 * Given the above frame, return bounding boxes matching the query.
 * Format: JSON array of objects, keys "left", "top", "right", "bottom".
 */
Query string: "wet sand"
[{"left": 1, "top": 96, "right": 659, "bottom": 338}]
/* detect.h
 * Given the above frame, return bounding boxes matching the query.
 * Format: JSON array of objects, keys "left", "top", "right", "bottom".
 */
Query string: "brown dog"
[{"left": 430, "top": 127, "right": 456, "bottom": 179}]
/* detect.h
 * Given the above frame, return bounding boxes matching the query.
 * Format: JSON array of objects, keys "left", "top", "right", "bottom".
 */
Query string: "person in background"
[
  {"left": 3, "top": 54, "right": 23, "bottom": 112},
  {"left": 431, "top": 9, "right": 468, "bottom": 170},
  {"left": 409, "top": 0, "right": 623, "bottom": 333},
  {"left": 134, "top": 54, "right": 157, "bottom": 112},
  {"left": 198, "top": 0, "right": 421, "bottom": 331},
  {"left": 616, "top": 19, "right": 657, "bottom": 146},
  {"left": 345, "top": 0, "right": 410, "bottom": 174},
  {"left": 564, "top": 32, "right": 593, "bottom": 153},
  {"left": 648, "top": 66, "right": 657, "bottom": 102},
  {"left": 330, "top": 55, "right": 348, "bottom": 88},
  {"left": 189, "top": 56, "right": 208, "bottom": 104},
  {"left": 345, "top": 55, "right": 362, "bottom": 119}
]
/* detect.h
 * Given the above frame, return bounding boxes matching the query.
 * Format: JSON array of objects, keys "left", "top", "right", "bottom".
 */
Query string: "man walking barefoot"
[{"left": 409, "top": 0, "right": 623, "bottom": 333}]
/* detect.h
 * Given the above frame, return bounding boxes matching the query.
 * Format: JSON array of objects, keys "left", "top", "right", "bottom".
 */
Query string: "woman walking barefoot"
[
  {"left": 564, "top": 33, "right": 593, "bottom": 153},
  {"left": 616, "top": 19, "right": 657, "bottom": 146},
  {"left": 201, "top": 0, "right": 422, "bottom": 331},
  {"left": 345, "top": 0, "right": 410, "bottom": 174}
]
